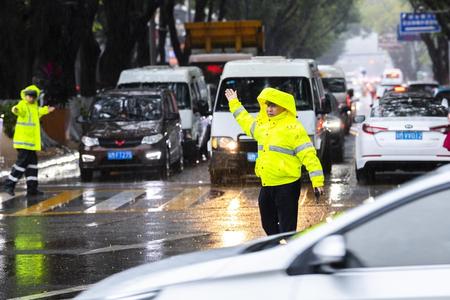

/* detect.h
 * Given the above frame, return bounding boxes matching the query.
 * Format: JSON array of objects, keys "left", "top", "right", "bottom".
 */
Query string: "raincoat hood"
[
  {"left": 257, "top": 88, "right": 296, "bottom": 119},
  {"left": 20, "top": 85, "right": 41, "bottom": 100}
]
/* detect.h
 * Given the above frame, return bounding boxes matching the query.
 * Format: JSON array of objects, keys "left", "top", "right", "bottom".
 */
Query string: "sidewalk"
[{"left": 0, "top": 132, "right": 79, "bottom": 183}]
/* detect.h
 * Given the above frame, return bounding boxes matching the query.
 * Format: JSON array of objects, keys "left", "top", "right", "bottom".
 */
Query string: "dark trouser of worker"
[
  {"left": 258, "top": 179, "right": 301, "bottom": 235},
  {"left": 3, "top": 149, "right": 39, "bottom": 195}
]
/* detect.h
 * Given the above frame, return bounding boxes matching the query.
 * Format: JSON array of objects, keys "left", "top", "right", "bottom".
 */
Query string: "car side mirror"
[
  {"left": 317, "top": 93, "right": 332, "bottom": 115},
  {"left": 198, "top": 100, "right": 209, "bottom": 116},
  {"left": 310, "top": 235, "right": 346, "bottom": 274},
  {"left": 354, "top": 115, "right": 365, "bottom": 123},
  {"left": 76, "top": 115, "right": 88, "bottom": 123}
]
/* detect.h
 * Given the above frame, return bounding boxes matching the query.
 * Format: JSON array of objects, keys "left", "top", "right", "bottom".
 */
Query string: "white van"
[
  {"left": 117, "top": 66, "right": 211, "bottom": 159},
  {"left": 318, "top": 65, "right": 351, "bottom": 133},
  {"left": 209, "top": 57, "right": 332, "bottom": 184}
]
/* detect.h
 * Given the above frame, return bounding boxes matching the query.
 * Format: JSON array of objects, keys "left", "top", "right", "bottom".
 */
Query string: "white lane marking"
[
  {"left": 8, "top": 285, "right": 91, "bottom": 300},
  {"left": 0, "top": 192, "right": 25, "bottom": 204},
  {"left": 79, "top": 233, "right": 209, "bottom": 255},
  {"left": 84, "top": 190, "right": 145, "bottom": 213}
]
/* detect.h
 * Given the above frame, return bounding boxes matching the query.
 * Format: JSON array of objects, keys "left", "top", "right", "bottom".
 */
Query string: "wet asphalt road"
[{"left": 0, "top": 135, "right": 426, "bottom": 299}]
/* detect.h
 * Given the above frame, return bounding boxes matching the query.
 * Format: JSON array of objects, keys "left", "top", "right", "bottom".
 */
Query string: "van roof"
[
  {"left": 117, "top": 66, "right": 203, "bottom": 84},
  {"left": 221, "top": 58, "right": 315, "bottom": 78},
  {"left": 318, "top": 65, "right": 345, "bottom": 78}
]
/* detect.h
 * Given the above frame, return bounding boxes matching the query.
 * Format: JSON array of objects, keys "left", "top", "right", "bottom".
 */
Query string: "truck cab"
[{"left": 209, "top": 57, "right": 332, "bottom": 184}]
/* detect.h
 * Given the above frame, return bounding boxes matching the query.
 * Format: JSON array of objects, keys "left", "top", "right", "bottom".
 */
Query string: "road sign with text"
[{"left": 400, "top": 12, "right": 441, "bottom": 34}]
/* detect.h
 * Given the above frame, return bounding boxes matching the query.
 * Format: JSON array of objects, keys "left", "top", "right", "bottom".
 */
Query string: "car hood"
[
  {"left": 85, "top": 121, "right": 162, "bottom": 138},
  {"left": 76, "top": 232, "right": 295, "bottom": 300}
]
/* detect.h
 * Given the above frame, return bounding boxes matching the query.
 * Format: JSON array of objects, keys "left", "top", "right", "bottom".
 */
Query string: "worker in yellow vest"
[
  {"left": 2, "top": 85, "right": 55, "bottom": 196},
  {"left": 225, "top": 87, "right": 324, "bottom": 235}
]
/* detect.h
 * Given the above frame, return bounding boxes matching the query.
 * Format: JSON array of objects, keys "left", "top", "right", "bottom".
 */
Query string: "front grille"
[
  {"left": 238, "top": 139, "right": 257, "bottom": 152},
  {"left": 99, "top": 138, "right": 142, "bottom": 148}
]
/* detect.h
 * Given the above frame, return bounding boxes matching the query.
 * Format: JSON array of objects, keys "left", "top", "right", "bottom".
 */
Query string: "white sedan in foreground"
[
  {"left": 355, "top": 94, "right": 450, "bottom": 183},
  {"left": 77, "top": 164, "right": 450, "bottom": 300}
]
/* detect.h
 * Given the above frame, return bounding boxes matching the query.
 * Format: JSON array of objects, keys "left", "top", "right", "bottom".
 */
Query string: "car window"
[
  {"left": 311, "top": 78, "right": 321, "bottom": 110},
  {"left": 344, "top": 188, "right": 450, "bottom": 268},
  {"left": 215, "top": 77, "right": 313, "bottom": 113},
  {"left": 371, "top": 98, "right": 448, "bottom": 117},
  {"left": 119, "top": 82, "right": 190, "bottom": 109},
  {"left": 90, "top": 94, "right": 162, "bottom": 121},
  {"left": 322, "top": 78, "right": 346, "bottom": 93}
]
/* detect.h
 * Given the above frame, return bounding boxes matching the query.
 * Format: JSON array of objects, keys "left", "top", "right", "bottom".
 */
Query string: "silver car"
[{"left": 78, "top": 164, "right": 450, "bottom": 300}]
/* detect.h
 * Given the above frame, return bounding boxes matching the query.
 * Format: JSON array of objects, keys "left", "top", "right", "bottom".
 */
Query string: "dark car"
[
  {"left": 78, "top": 89, "right": 184, "bottom": 181},
  {"left": 323, "top": 93, "right": 345, "bottom": 163}
]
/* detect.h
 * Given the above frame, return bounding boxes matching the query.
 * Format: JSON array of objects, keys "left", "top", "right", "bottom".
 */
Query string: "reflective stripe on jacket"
[
  {"left": 229, "top": 88, "right": 324, "bottom": 188},
  {"left": 12, "top": 85, "right": 49, "bottom": 151}
]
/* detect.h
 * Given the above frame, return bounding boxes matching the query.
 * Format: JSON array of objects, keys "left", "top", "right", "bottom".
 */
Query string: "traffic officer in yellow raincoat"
[
  {"left": 3, "top": 85, "right": 55, "bottom": 196},
  {"left": 225, "top": 87, "right": 324, "bottom": 235}
]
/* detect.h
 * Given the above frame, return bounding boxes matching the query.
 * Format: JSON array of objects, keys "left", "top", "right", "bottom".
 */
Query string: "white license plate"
[{"left": 395, "top": 131, "right": 422, "bottom": 140}]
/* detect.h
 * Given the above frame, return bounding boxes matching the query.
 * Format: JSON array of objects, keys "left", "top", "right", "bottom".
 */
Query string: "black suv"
[{"left": 78, "top": 89, "right": 184, "bottom": 181}]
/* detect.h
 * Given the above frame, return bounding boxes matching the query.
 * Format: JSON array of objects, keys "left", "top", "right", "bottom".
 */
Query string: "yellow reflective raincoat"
[
  {"left": 11, "top": 85, "right": 49, "bottom": 151},
  {"left": 229, "top": 87, "right": 324, "bottom": 187}
]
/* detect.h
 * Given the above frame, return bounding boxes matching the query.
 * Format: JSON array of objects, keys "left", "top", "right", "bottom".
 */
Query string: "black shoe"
[
  {"left": 27, "top": 190, "right": 44, "bottom": 196},
  {"left": 3, "top": 186, "right": 15, "bottom": 196}
]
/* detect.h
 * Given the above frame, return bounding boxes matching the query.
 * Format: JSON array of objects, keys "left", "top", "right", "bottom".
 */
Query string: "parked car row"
[{"left": 78, "top": 58, "right": 354, "bottom": 183}]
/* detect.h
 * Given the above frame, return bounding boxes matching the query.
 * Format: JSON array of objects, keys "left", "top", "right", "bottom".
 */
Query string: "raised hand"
[{"left": 225, "top": 89, "right": 238, "bottom": 101}]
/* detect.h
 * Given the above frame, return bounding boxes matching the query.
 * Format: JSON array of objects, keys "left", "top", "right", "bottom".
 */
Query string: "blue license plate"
[
  {"left": 107, "top": 151, "right": 133, "bottom": 160},
  {"left": 395, "top": 131, "right": 422, "bottom": 140},
  {"left": 247, "top": 152, "right": 258, "bottom": 162}
]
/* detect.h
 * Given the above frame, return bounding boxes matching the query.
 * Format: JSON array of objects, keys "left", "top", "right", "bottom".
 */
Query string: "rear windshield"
[
  {"left": 322, "top": 78, "right": 346, "bottom": 93},
  {"left": 118, "top": 82, "right": 190, "bottom": 109},
  {"left": 372, "top": 98, "right": 448, "bottom": 117},
  {"left": 215, "top": 77, "right": 313, "bottom": 112},
  {"left": 90, "top": 94, "right": 162, "bottom": 121}
]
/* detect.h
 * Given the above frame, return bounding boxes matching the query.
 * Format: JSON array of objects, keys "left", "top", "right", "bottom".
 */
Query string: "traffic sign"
[
  {"left": 399, "top": 12, "right": 441, "bottom": 34},
  {"left": 397, "top": 25, "right": 421, "bottom": 42}
]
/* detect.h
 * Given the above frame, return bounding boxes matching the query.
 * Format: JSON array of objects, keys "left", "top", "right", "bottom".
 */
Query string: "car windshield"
[
  {"left": 119, "top": 82, "right": 190, "bottom": 109},
  {"left": 372, "top": 98, "right": 448, "bottom": 117},
  {"left": 90, "top": 94, "right": 162, "bottom": 121},
  {"left": 215, "top": 77, "right": 313, "bottom": 112},
  {"left": 322, "top": 78, "right": 346, "bottom": 93}
]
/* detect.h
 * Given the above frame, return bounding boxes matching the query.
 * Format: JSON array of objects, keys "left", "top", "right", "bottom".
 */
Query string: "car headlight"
[
  {"left": 211, "top": 137, "right": 238, "bottom": 152},
  {"left": 324, "top": 119, "right": 342, "bottom": 130},
  {"left": 81, "top": 136, "right": 99, "bottom": 147},
  {"left": 142, "top": 134, "right": 163, "bottom": 145}
]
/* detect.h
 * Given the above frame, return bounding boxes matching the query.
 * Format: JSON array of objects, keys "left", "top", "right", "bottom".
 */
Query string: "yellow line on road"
[
  {"left": 13, "top": 190, "right": 83, "bottom": 216},
  {"left": 160, "top": 187, "right": 209, "bottom": 211}
]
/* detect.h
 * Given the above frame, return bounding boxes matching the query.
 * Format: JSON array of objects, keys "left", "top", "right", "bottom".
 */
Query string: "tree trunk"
[
  {"left": 194, "top": 0, "right": 208, "bottom": 22},
  {"left": 158, "top": 2, "right": 168, "bottom": 64},
  {"left": 421, "top": 34, "right": 449, "bottom": 85},
  {"left": 218, "top": 0, "right": 226, "bottom": 20},
  {"left": 167, "top": 0, "right": 187, "bottom": 65},
  {"left": 98, "top": 1, "right": 134, "bottom": 88}
]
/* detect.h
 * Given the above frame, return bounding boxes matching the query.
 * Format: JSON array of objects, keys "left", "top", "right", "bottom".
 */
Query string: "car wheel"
[
  {"left": 175, "top": 147, "right": 184, "bottom": 173},
  {"left": 210, "top": 170, "right": 222, "bottom": 185},
  {"left": 356, "top": 165, "right": 374, "bottom": 185},
  {"left": 160, "top": 148, "right": 171, "bottom": 180},
  {"left": 80, "top": 169, "right": 93, "bottom": 182},
  {"left": 332, "top": 142, "right": 344, "bottom": 163},
  {"left": 321, "top": 147, "right": 332, "bottom": 175}
]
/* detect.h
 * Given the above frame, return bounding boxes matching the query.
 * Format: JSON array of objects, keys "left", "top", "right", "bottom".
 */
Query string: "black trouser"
[
  {"left": 4, "top": 149, "right": 39, "bottom": 192},
  {"left": 258, "top": 179, "right": 301, "bottom": 235}
]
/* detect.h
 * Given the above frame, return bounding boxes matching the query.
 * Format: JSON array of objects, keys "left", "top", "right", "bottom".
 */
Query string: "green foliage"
[
  {"left": 0, "top": 101, "right": 18, "bottom": 139},
  {"left": 223, "top": 0, "right": 359, "bottom": 59},
  {"left": 358, "top": 0, "right": 411, "bottom": 34}
]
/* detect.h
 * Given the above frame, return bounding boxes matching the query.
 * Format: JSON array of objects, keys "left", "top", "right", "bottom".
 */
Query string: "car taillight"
[
  {"left": 430, "top": 125, "right": 450, "bottom": 134},
  {"left": 362, "top": 124, "right": 388, "bottom": 135}
]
